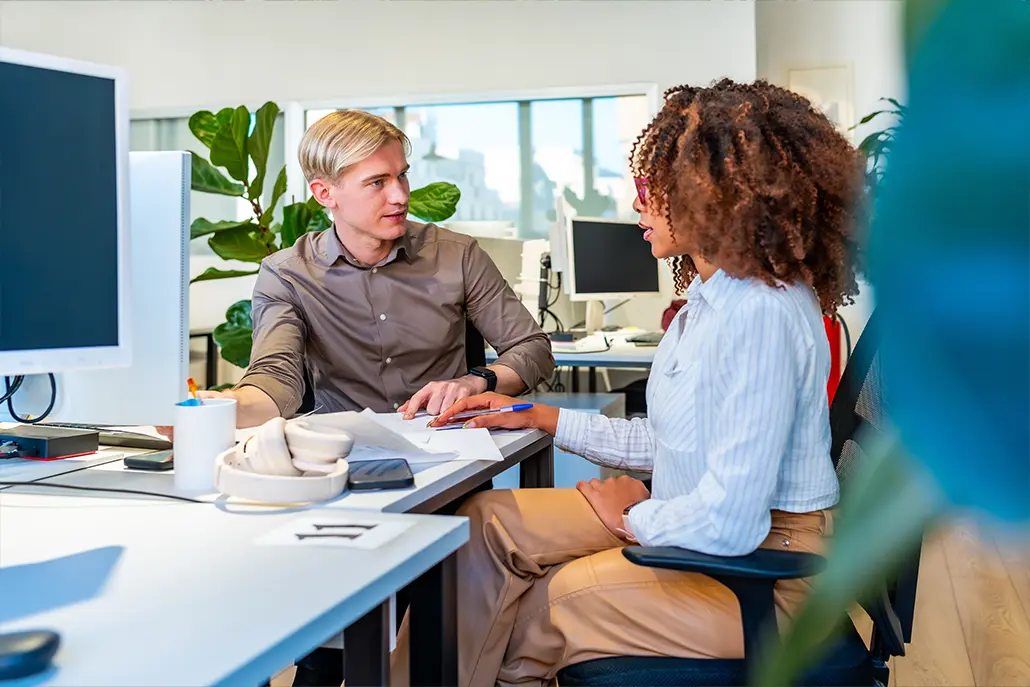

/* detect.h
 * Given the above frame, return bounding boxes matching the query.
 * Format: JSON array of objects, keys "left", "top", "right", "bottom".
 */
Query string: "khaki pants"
[{"left": 392, "top": 488, "right": 832, "bottom": 687}]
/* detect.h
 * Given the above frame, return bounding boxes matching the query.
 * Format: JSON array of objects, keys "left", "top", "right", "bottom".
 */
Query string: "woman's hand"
[
  {"left": 429, "top": 392, "right": 561, "bottom": 435},
  {"left": 577, "top": 475, "right": 651, "bottom": 539}
]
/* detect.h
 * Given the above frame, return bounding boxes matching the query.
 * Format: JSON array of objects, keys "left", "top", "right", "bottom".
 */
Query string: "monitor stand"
[{"left": 585, "top": 300, "right": 605, "bottom": 333}]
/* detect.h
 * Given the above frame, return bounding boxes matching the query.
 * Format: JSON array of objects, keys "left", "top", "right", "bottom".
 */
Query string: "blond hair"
[{"left": 298, "top": 110, "right": 410, "bottom": 183}]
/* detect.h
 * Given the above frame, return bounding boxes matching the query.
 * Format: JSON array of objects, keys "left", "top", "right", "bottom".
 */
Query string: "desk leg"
[
  {"left": 571, "top": 368, "right": 579, "bottom": 393},
  {"left": 345, "top": 602, "right": 390, "bottom": 686},
  {"left": 588, "top": 366, "right": 597, "bottom": 393},
  {"left": 205, "top": 333, "right": 218, "bottom": 388},
  {"left": 410, "top": 554, "right": 458, "bottom": 687},
  {"left": 520, "top": 441, "right": 554, "bottom": 489}
]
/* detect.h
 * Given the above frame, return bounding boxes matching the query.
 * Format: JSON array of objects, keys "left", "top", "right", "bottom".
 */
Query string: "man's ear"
[{"left": 309, "top": 179, "right": 335, "bottom": 209}]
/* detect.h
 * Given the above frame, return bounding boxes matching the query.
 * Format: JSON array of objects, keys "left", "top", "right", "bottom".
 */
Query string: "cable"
[
  {"left": 837, "top": 315, "right": 852, "bottom": 367},
  {"left": 5, "top": 374, "right": 58, "bottom": 424},
  {"left": 0, "top": 481, "right": 204, "bottom": 504},
  {"left": 0, "top": 375, "right": 23, "bottom": 404},
  {"left": 547, "top": 273, "right": 563, "bottom": 308}
]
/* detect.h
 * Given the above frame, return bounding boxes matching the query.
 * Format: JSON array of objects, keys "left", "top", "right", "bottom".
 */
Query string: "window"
[{"left": 299, "top": 90, "right": 654, "bottom": 239}]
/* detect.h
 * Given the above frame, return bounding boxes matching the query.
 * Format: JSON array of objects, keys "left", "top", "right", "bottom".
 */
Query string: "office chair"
[{"left": 559, "top": 312, "right": 920, "bottom": 687}]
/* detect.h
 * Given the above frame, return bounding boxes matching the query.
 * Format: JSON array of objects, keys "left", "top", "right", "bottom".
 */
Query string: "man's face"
[{"left": 311, "top": 139, "right": 411, "bottom": 241}]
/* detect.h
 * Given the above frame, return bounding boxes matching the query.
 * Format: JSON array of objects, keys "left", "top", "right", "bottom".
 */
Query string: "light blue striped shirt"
[{"left": 555, "top": 270, "right": 840, "bottom": 555}]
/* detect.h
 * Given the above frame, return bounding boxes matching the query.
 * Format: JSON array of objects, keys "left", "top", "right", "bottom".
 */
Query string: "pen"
[
  {"left": 434, "top": 403, "right": 534, "bottom": 426},
  {"left": 183, "top": 377, "right": 201, "bottom": 406}
]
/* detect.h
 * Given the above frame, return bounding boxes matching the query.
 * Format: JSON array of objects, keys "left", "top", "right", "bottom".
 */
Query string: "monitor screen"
[
  {"left": 0, "top": 60, "right": 120, "bottom": 354},
  {"left": 569, "top": 219, "right": 660, "bottom": 296}
]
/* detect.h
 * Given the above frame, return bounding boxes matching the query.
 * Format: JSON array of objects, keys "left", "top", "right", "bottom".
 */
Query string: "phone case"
[{"left": 347, "top": 459, "right": 414, "bottom": 491}]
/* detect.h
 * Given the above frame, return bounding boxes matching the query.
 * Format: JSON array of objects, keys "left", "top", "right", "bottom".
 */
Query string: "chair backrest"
[
  {"left": 827, "top": 310, "right": 920, "bottom": 650},
  {"left": 294, "top": 321, "right": 487, "bottom": 415}
]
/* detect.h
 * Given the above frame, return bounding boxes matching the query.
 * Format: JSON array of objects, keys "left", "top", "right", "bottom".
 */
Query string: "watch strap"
[{"left": 468, "top": 366, "right": 497, "bottom": 392}]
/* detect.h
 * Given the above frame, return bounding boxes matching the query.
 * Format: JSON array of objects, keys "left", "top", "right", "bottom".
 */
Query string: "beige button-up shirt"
[{"left": 237, "top": 221, "right": 554, "bottom": 416}]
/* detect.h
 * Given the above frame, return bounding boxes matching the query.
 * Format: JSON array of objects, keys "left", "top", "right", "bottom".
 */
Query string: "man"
[
  {"left": 205, "top": 109, "right": 553, "bottom": 428},
  {"left": 206, "top": 110, "right": 554, "bottom": 686}
]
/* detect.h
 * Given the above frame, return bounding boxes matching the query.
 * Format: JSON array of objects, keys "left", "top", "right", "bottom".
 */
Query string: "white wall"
[
  {"left": 0, "top": 0, "right": 757, "bottom": 113},
  {"left": 756, "top": 0, "right": 905, "bottom": 350}
]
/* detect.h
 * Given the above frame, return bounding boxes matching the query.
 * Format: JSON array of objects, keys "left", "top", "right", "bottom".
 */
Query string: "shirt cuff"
[
  {"left": 555, "top": 409, "right": 592, "bottom": 456},
  {"left": 234, "top": 372, "right": 300, "bottom": 418},
  {"left": 626, "top": 498, "right": 663, "bottom": 546}
]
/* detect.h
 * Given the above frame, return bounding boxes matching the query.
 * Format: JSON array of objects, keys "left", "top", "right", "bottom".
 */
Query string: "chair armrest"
[{"left": 623, "top": 546, "right": 827, "bottom": 580}]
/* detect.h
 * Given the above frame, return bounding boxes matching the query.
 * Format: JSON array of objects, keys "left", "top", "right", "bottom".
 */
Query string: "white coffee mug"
[{"left": 173, "top": 397, "right": 237, "bottom": 492}]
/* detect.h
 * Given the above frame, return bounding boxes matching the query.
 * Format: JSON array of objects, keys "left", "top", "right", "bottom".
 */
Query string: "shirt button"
[
  {"left": 372, "top": 268, "right": 378, "bottom": 274},
  {"left": 379, "top": 314, "right": 387, "bottom": 321},
  {"left": 385, "top": 357, "right": 392, "bottom": 364},
  {"left": 393, "top": 402, "right": 400, "bottom": 410}
]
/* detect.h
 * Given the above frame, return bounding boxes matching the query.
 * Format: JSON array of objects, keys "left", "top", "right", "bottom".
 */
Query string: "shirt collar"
[
  {"left": 690, "top": 268, "right": 752, "bottom": 311},
  {"left": 320, "top": 222, "right": 417, "bottom": 268}
]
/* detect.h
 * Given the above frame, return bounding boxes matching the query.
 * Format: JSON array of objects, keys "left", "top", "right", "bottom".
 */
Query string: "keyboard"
[
  {"left": 36, "top": 422, "right": 172, "bottom": 450},
  {"left": 626, "top": 331, "right": 664, "bottom": 345}
]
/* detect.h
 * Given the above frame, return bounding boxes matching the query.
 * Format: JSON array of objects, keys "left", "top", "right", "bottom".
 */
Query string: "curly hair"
[{"left": 630, "top": 78, "right": 864, "bottom": 314}]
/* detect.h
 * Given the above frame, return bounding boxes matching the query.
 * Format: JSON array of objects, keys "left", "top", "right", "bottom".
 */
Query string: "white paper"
[
  {"left": 363, "top": 410, "right": 503, "bottom": 462},
  {"left": 298, "top": 411, "right": 458, "bottom": 465},
  {"left": 255, "top": 514, "right": 413, "bottom": 549}
]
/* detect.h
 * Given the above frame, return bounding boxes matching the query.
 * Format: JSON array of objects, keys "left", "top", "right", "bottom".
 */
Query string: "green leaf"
[
  {"left": 305, "top": 195, "right": 325, "bottom": 214},
  {"left": 308, "top": 207, "right": 332, "bottom": 234},
  {"left": 884, "top": 97, "right": 906, "bottom": 112},
  {"left": 189, "top": 267, "right": 260, "bottom": 284},
  {"left": 188, "top": 107, "right": 234, "bottom": 149},
  {"left": 260, "top": 166, "right": 288, "bottom": 227},
  {"left": 207, "top": 382, "right": 236, "bottom": 392},
  {"left": 209, "top": 106, "right": 251, "bottom": 183},
  {"left": 280, "top": 201, "right": 313, "bottom": 249},
  {"left": 191, "top": 152, "right": 244, "bottom": 196},
  {"left": 208, "top": 224, "right": 270, "bottom": 263},
  {"left": 857, "top": 109, "right": 891, "bottom": 126},
  {"left": 190, "top": 217, "right": 252, "bottom": 240},
  {"left": 755, "top": 432, "right": 944, "bottom": 687},
  {"left": 213, "top": 300, "right": 253, "bottom": 369},
  {"left": 409, "top": 182, "right": 461, "bottom": 222},
  {"left": 248, "top": 102, "right": 280, "bottom": 201}
]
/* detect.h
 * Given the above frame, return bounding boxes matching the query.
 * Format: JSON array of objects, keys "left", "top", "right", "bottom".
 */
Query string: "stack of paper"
[{"left": 291, "top": 410, "right": 503, "bottom": 464}]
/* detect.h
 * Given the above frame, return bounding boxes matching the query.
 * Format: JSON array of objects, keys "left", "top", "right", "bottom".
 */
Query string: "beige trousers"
[{"left": 392, "top": 488, "right": 832, "bottom": 687}]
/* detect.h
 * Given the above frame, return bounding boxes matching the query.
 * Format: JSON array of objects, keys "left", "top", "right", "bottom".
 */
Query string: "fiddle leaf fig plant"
[{"left": 187, "top": 101, "right": 461, "bottom": 371}]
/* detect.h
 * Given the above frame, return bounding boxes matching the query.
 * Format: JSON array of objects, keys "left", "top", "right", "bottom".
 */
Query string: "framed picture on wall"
[{"left": 788, "top": 66, "right": 855, "bottom": 143}]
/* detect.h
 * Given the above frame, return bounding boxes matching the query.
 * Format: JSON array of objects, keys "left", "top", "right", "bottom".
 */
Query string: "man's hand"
[
  {"left": 576, "top": 475, "right": 651, "bottom": 539},
  {"left": 399, "top": 374, "right": 486, "bottom": 419}
]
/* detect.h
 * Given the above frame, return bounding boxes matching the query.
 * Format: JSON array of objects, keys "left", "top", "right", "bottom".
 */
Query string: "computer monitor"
[
  {"left": 0, "top": 47, "right": 131, "bottom": 376},
  {"left": 565, "top": 217, "right": 661, "bottom": 301},
  {"left": 47, "top": 152, "right": 190, "bottom": 426}
]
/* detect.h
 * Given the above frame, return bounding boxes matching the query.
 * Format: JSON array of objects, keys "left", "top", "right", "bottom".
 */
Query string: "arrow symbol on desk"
[{"left": 312, "top": 523, "right": 377, "bottom": 531}]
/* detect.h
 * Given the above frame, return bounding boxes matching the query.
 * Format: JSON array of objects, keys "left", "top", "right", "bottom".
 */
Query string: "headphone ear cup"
[
  {"left": 248, "top": 417, "right": 302, "bottom": 477},
  {"left": 285, "top": 421, "right": 353, "bottom": 475}
]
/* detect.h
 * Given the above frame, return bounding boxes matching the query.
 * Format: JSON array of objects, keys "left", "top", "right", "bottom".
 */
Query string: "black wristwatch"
[
  {"left": 623, "top": 500, "right": 646, "bottom": 516},
  {"left": 468, "top": 366, "right": 497, "bottom": 392}
]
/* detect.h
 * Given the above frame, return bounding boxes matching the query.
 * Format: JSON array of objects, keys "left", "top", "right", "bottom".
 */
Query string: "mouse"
[{"left": 0, "top": 630, "right": 60, "bottom": 680}]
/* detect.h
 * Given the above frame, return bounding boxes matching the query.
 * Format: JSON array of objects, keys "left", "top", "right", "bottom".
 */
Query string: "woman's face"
[{"left": 632, "top": 178, "right": 681, "bottom": 260}]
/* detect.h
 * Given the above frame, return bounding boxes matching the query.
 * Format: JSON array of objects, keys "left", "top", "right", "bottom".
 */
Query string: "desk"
[
  {"left": 487, "top": 333, "right": 656, "bottom": 392},
  {"left": 0, "top": 492, "right": 466, "bottom": 687},
  {"left": 14, "top": 429, "right": 555, "bottom": 513}
]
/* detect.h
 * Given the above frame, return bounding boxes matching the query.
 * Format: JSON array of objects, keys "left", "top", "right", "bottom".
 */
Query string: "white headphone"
[{"left": 213, "top": 417, "right": 353, "bottom": 503}]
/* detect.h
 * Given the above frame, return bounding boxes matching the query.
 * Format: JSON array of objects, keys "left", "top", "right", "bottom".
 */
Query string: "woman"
[{"left": 394, "top": 78, "right": 864, "bottom": 687}]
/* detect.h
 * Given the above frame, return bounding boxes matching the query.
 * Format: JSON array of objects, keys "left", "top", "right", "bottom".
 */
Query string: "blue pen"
[{"left": 434, "top": 403, "right": 533, "bottom": 428}]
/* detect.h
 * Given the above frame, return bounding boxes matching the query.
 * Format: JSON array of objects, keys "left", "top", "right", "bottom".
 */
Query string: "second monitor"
[{"left": 565, "top": 217, "right": 661, "bottom": 301}]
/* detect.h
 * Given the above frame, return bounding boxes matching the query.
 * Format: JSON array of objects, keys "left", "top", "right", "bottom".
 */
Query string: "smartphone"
[
  {"left": 123, "top": 449, "right": 174, "bottom": 471},
  {"left": 347, "top": 459, "right": 414, "bottom": 491}
]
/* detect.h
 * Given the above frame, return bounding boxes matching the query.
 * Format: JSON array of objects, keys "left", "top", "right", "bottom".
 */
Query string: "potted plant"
[{"left": 186, "top": 102, "right": 460, "bottom": 376}]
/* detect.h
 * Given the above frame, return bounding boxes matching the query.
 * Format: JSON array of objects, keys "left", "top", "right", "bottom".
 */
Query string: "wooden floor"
[
  {"left": 271, "top": 521, "right": 1030, "bottom": 687},
  {"left": 853, "top": 520, "right": 1030, "bottom": 687}
]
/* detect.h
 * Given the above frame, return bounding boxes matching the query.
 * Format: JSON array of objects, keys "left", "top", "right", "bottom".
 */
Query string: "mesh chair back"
[{"left": 829, "top": 312, "right": 885, "bottom": 493}]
